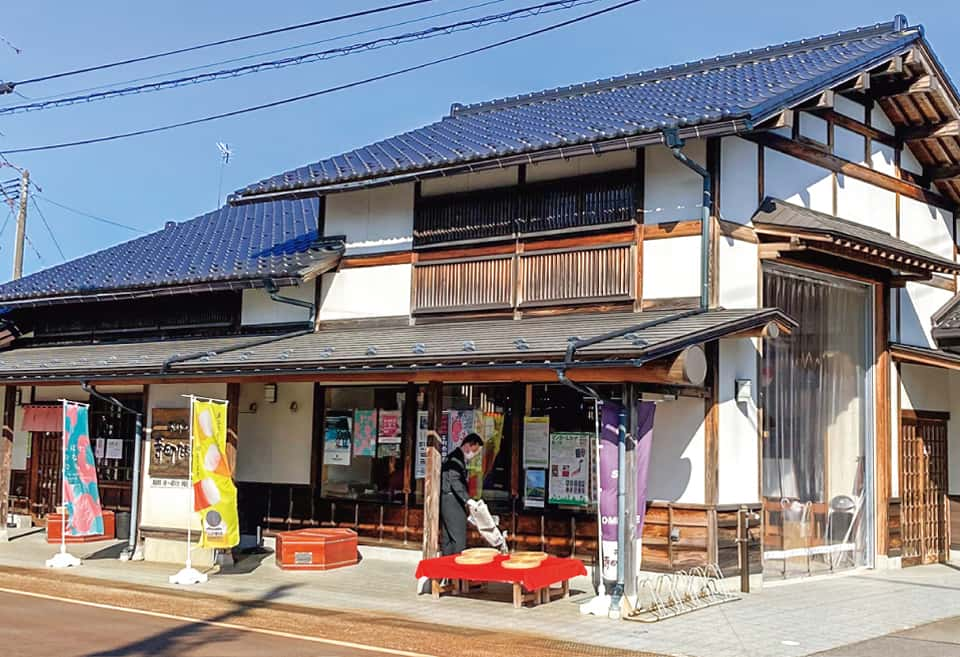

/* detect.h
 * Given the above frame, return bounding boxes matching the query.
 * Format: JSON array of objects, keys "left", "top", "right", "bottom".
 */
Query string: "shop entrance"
[
  {"left": 900, "top": 411, "right": 949, "bottom": 566},
  {"left": 27, "top": 431, "right": 62, "bottom": 518}
]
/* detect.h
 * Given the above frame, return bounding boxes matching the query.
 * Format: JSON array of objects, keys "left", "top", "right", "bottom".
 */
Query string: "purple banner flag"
[
  {"left": 599, "top": 400, "right": 655, "bottom": 579},
  {"left": 61, "top": 402, "right": 104, "bottom": 537}
]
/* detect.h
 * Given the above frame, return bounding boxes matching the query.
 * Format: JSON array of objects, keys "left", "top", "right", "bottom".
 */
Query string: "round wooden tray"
[
  {"left": 462, "top": 547, "right": 500, "bottom": 558},
  {"left": 454, "top": 554, "right": 495, "bottom": 565},
  {"left": 510, "top": 551, "right": 547, "bottom": 560},
  {"left": 501, "top": 559, "right": 541, "bottom": 570}
]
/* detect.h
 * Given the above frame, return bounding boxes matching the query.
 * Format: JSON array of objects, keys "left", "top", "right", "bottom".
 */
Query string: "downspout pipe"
[
  {"left": 81, "top": 382, "right": 143, "bottom": 561},
  {"left": 664, "top": 129, "right": 711, "bottom": 310},
  {"left": 162, "top": 278, "right": 317, "bottom": 372}
]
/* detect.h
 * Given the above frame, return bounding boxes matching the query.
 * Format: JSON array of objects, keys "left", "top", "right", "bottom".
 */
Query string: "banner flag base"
[
  {"left": 46, "top": 551, "right": 81, "bottom": 568},
  {"left": 169, "top": 566, "right": 208, "bottom": 585},
  {"left": 579, "top": 594, "right": 612, "bottom": 616}
]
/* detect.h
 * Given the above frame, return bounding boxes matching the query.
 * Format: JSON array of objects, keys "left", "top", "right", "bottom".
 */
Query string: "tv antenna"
[{"left": 216, "top": 142, "right": 232, "bottom": 207}]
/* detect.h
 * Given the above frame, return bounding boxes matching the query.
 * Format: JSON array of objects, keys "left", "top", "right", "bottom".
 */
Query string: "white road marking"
[{"left": 0, "top": 586, "right": 436, "bottom": 657}]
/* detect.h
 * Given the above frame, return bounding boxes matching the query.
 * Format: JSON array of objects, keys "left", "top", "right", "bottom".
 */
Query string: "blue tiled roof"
[
  {"left": 237, "top": 19, "right": 922, "bottom": 198},
  {"left": 0, "top": 198, "right": 339, "bottom": 304}
]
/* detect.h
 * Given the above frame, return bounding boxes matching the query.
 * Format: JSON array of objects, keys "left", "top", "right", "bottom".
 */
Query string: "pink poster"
[
  {"left": 378, "top": 409, "right": 402, "bottom": 444},
  {"left": 446, "top": 410, "right": 474, "bottom": 453}
]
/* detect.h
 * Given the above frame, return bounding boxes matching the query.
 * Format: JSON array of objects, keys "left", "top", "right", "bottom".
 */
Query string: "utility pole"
[{"left": 12, "top": 169, "right": 28, "bottom": 280}]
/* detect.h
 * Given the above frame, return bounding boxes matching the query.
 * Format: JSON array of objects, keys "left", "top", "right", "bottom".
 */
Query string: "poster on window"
[
  {"left": 522, "top": 416, "right": 549, "bottom": 468},
  {"left": 468, "top": 412, "right": 504, "bottom": 498},
  {"left": 446, "top": 410, "right": 474, "bottom": 453},
  {"left": 323, "top": 415, "right": 352, "bottom": 466},
  {"left": 377, "top": 409, "right": 402, "bottom": 444},
  {"left": 524, "top": 469, "right": 546, "bottom": 508},
  {"left": 105, "top": 438, "right": 124, "bottom": 460},
  {"left": 353, "top": 409, "right": 377, "bottom": 457},
  {"left": 548, "top": 432, "right": 590, "bottom": 506},
  {"left": 415, "top": 411, "right": 428, "bottom": 479}
]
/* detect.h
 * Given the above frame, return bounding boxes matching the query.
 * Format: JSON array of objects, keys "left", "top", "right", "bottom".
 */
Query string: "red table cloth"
[{"left": 415, "top": 554, "right": 586, "bottom": 591}]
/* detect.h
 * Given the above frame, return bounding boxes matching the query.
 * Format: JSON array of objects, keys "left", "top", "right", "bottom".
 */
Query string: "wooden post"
[
  {"left": 737, "top": 505, "right": 750, "bottom": 593},
  {"left": 422, "top": 381, "right": 443, "bottom": 561},
  {"left": 875, "top": 283, "right": 892, "bottom": 558},
  {"left": 0, "top": 386, "right": 15, "bottom": 538},
  {"left": 225, "top": 383, "right": 240, "bottom": 475},
  {"left": 703, "top": 341, "right": 720, "bottom": 565}
]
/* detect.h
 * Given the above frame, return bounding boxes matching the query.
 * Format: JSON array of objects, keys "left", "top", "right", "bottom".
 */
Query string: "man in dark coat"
[{"left": 440, "top": 433, "right": 484, "bottom": 556}]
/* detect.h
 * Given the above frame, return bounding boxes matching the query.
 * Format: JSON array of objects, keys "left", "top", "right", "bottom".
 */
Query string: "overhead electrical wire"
[
  {"left": 10, "top": 0, "right": 509, "bottom": 106},
  {"left": 23, "top": 233, "right": 45, "bottom": 265},
  {"left": 29, "top": 196, "right": 67, "bottom": 261},
  {"left": 0, "top": 0, "right": 643, "bottom": 155},
  {"left": 32, "top": 194, "right": 146, "bottom": 233},
  {"left": 0, "top": 0, "right": 598, "bottom": 115},
  {"left": 7, "top": 0, "right": 443, "bottom": 88},
  {"left": 0, "top": 207, "right": 13, "bottom": 242}
]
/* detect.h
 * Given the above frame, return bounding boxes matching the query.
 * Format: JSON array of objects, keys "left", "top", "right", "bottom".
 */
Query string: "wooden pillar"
[
  {"left": 706, "top": 136, "right": 722, "bottom": 308},
  {"left": 876, "top": 283, "right": 892, "bottom": 557},
  {"left": 703, "top": 341, "right": 720, "bottom": 565},
  {"left": 422, "top": 381, "right": 443, "bottom": 560},
  {"left": 0, "top": 386, "right": 16, "bottom": 536},
  {"left": 225, "top": 383, "right": 240, "bottom": 475}
]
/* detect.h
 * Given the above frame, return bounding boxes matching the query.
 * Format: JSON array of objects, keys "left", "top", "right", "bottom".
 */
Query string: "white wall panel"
[
  {"left": 834, "top": 126, "right": 867, "bottom": 165},
  {"left": 420, "top": 167, "right": 518, "bottom": 196},
  {"left": 642, "top": 235, "right": 701, "bottom": 299},
  {"left": 835, "top": 95, "right": 866, "bottom": 122},
  {"left": 236, "top": 383, "right": 313, "bottom": 484},
  {"left": 900, "top": 196, "right": 954, "bottom": 260},
  {"left": 648, "top": 396, "right": 705, "bottom": 503},
  {"left": 324, "top": 185, "right": 414, "bottom": 255},
  {"left": 871, "top": 105, "right": 896, "bottom": 135},
  {"left": 719, "top": 137, "right": 758, "bottom": 224},
  {"left": 525, "top": 150, "right": 634, "bottom": 183},
  {"left": 901, "top": 146, "right": 924, "bottom": 175},
  {"left": 318, "top": 264, "right": 411, "bottom": 320},
  {"left": 836, "top": 175, "right": 896, "bottom": 234},
  {"left": 717, "top": 339, "right": 760, "bottom": 504},
  {"left": 899, "top": 282, "right": 953, "bottom": 349},
  {"left": 798, "top": 112, "right": 828, "bottom": 144},
  {"left": 871, "top": 142, "right": 896, "bottom": 176},
  {"left": 643, "top": 142, "right": 706, "bottom": 224},
  {"left": 900, "top": 363, "right": 950, "bottom": 411},
  {"left": 763, "top": 150, "right": 834, "bottom": 213},
  {"left": 890, "top": 361, "right": 899, "bottom": 497},
  {"left": 241, "top": 282, "right": 314, "bottom": 326},
  {"left": 951, "top": 371, "right": 960, "bottom": 495},
  {"left": 141, "top": 383, "right": 227, "bottom": 530},
  {"left": 718, "top": 239, "right": 758, "bottom": 309}
]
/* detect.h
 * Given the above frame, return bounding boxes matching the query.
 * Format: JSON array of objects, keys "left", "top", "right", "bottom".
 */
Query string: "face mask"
[{"left": 463, "top": 448, "right": 479, "bottom": 462}]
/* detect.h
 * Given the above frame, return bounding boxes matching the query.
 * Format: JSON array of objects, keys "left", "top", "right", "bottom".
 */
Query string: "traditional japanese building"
[{"left": 1, "top": 15, "right": 958, "bottom": 582}]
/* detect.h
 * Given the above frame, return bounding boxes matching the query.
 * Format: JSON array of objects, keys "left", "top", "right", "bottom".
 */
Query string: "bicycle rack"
[{"left": 623, "top": 563, "right": 739, "bottom": 623}]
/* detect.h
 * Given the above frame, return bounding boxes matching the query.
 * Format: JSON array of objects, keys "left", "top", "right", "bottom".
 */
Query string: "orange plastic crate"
[
  {"left": 46, "top": 510, "right": 116, "bottom": 543},
  {"left": 275, "top": 528, "right": 358, "bottom": 571}
]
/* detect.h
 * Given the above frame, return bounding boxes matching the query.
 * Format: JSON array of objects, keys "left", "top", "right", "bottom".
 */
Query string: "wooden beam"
[
  {"left": 871, "top": 75, "right": 938, "bottom": 100},
  {"left": 809, "top": 108, "right": 899, "bottom": 148},
  {"left": 901, "top": 119, "right": 960, "bottom": 141},
  {"left": 643, "top": 219, "right": 702, "bottom": 240},
  {"left": 743, "top": 131, "right": 955, "bottom": 210},
  {"left": 875, "top": 283, "right": 891, "bottom": 558},
  {"left": 929, "top": 163, "right": 960, "bottom": 181},
  {"left": 759, "top": 109, "right": 794, "bottom": 131},
  {"left": 0, "top": 386, "right": 15, "bottom": 538},
  {"left": 798, "top": 90, "right": 835, "bottom": 110}
]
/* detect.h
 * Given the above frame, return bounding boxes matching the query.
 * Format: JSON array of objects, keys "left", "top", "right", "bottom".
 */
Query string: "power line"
[
  {"left": 0, "top": 207, "right": 13, "bottom": 242},
  {"left": 32, "top": 194, "right": 146, "bottom": 233},
  {"left": 29, "top": 196, "right": 67, "bottom": 261},
  {"left": 9, "top": 0, "right": 508, "bottom": 107},
  {"left": 23, "top": 232, "right": 45, "bottom": 265},
  {"left": 8, "top": 0, "right": 442, "bottom": 88},
  {"left": 0, "top": 0, "right": 643, "bottom": 155},
  {"left": 0, "top": 0, "right": 596, "bottom": 115}
]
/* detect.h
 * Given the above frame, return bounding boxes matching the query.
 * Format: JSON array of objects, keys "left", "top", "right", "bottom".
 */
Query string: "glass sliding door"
[{"left": 760, "top": 264, "right": 874, "bottom": 578}]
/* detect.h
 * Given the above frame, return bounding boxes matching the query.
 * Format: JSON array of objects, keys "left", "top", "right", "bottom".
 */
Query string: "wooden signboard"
[{"left": 150, "top": 408, "right": 190, "bottom": 479}]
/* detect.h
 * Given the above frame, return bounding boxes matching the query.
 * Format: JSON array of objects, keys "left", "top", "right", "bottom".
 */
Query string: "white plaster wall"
[
  {"left": 241, "top": 282, "right": 314, "bottom": 326},
  {"left": 648, "top": 396, "right": 705, "bottom": 504},
  {"left": 900, "top": 196, "right": 954, "bottom": 260},
  {"left": 763, "top": 150, "right": 833, "bottom": 213},
  {"left": 236, "top": 383, "right": 313, "bottom": 484},
  {"left": 642, "top": 235, "right": 701, "bottom": 299},
  {"left": 902, "top": 146, "right": 924, "bottom": 176},
  {"left": 872, "top": 105, "right": 896, "bottom": 135},
  {"left": 951, "top": 371, "right": 960, "bottom": 495},
  {"left": 525, "top": 150, "right": 634, "bottom": 183},
  {"left": 141, "top": 383, "right": 227, "bottom": 531},
  {"left": 834, "top": 126, "right": 867, "bottom": 165},
  {"left": 718, "top": 239, "right": 758, "bottom": 309},
  {"left": 324, "top": 184, "right": 414, "bottom": 254},
  {"left": 899, "top": 282, "right": 954, "bottom": 349},
  {"left": 900, "top": 364, "right": 955, "bottom": 498},
  {"left": 719, "top": 137, "right": 758, "bottom": 224},
  {"left": 420, "top": 167, "right": 518, "bottom": 196},
  {"left": 32, "top": 385, "right": 88, "bottom": 403},
  {"left": 799, "top": 112, "right": 828, "bottom": 144},
  {"left": 871, "top": 142, "right": 897, "bottom": 177},
  {"left": 318, "top": 264, "right": 411, "bottom": 320},
  {"left": 889, "top": 361, "right": 899, "bottom": 497},
  {"left": 836, "top": 175, "right": 897, "bottom": 234},
  {"left": 643, "top": 141, "right": 706, "bottom": 224},
  {"left": 835, "top": 95, "right": 867, "bottom": 122},
  {"left": 717, "top": 338, "right": 760, "bottom": 504}
]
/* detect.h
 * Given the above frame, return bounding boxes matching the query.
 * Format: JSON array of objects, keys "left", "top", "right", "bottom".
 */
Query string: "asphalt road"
[
  {"left": 0, "top": 590, "right": 412, "bottom": 657},
  {"left": 813, "top": 616, "right": 960, "bottom": 657}
]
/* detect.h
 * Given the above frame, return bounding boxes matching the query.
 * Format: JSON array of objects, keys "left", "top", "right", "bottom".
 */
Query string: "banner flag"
[
  {"left": 598, "top": 401, "right": 655, "bottom": 580},
  {"left": 191, "top": 399, "right": 239, "bottom": 549},
  {"left": 61, "top": 401, "right": 104, "bottom": 537}
]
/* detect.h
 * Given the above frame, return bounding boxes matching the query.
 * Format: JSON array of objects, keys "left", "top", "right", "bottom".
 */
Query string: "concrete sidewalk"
[{"left": 2, "top": 532, "right": 959, "bottom": 657}]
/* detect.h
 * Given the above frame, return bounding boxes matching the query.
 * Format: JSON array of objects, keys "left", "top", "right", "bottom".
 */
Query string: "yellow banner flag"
[{"left": 191, "top": 399, "right": 239, "bottom": 549}]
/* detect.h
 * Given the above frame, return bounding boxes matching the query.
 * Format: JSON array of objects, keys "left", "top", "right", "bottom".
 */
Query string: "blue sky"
[{"left": 0, "top": 1, "right": 956, "bottom": 280}]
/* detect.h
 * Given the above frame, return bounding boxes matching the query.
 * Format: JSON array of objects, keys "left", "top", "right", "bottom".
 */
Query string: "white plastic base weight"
[
  {"left": 46, "top": 551, "right": 82, "bottom": 568},
  {"left": 579, "top": 593, "right": 612, "bottom": 616},
  {"left": 168, "top": 566, "right": 208, "bottom": 585}
]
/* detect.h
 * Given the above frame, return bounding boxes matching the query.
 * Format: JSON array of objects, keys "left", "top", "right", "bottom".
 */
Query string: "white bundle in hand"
[{"left": 467, "top": 499, "right": 508, "bottom": 553}]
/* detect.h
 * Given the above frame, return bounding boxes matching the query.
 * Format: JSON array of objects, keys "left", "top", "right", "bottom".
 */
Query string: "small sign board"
[{"left": 150, "top": 408, "right": 191, "bottom": 479}]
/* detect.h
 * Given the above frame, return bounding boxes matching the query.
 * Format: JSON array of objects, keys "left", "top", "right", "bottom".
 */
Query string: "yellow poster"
[{"left": 191, "top": 399, "right": 239, "bottom": 549}]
